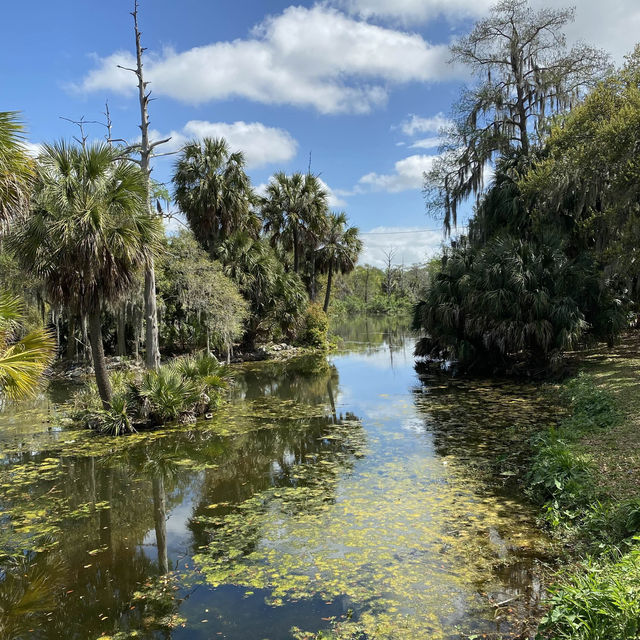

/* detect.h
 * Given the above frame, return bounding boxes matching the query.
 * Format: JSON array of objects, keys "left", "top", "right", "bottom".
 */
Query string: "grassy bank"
[{"left": 528, "top": 334, "right": 640, "bottom": 640}]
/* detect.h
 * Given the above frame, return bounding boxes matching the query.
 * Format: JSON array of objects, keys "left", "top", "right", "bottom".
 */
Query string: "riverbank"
[{"left": 524, "top": 333, "right": 640, "bottom": 639}]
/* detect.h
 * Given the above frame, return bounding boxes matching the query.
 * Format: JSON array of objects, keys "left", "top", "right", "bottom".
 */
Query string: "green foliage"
[
  {"left": 414, "top": 235, "right": 589, "bottom": 373},
  {"left": 297, "top": 303, "right": 329, "bottom": 349},
  {"left": 538, "top": 542, "right": 640, "bottom": 640},
  {"left": 156, "top": 230, "right": 248, "bottom": 355},
  {"left": 0, "top": 292, "right": 55, "bottom": 402},
  {"left": 72, "top": 353, "right": 228, "bottom": 434},
  {"left": 0, "top": 111, "right": 33, "bottom": 230},
  {"left": 172, "top": 137, "right": 258, "bottom": 256}
]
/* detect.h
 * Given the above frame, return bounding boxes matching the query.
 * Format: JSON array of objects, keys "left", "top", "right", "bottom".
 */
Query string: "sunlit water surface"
[{"left": 0, "top": 316, "right": 552, "bottom": 639}]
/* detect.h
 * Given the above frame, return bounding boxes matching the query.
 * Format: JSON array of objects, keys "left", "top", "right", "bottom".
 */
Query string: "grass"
[{"left": 530, "top": 332, "right": 640, "bottom": 639}]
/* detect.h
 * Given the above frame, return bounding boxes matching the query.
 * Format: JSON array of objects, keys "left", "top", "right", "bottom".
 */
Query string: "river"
[{"left": 0, "top": 316, "right": 552, "bottom": 639}]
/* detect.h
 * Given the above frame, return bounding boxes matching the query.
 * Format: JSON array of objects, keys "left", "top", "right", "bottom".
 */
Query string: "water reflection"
[{"left": 0, "top": 316, "right": 551, "bottom": 640}]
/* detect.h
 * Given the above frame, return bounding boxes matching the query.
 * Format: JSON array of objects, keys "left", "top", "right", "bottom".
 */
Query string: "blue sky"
[{"left": 3, "top": 0, "right": 639, "bottom": 266}]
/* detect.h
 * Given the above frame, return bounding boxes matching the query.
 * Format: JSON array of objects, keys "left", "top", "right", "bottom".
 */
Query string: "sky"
[{"left": 3, "top": 0, "right": 640, "bottom": 267}]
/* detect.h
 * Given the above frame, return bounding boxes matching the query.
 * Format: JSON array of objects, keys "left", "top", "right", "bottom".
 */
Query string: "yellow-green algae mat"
[
  {"left": 189, "top": 393, "right": 548, "bottom": 639},
  {"left": 0, "top": 369, "right": 552, "bottom": 639}
]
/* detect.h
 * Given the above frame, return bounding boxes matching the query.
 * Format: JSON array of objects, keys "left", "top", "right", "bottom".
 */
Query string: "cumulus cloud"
[
  {"left": 77, "top": 5, "right": 453, "bottom": 114},
  {"left": 358, "top": 154, "right": 438, "bottom": 193},
  {"left": 151, "top": 120, "right": 297, "bottom": 169},
  {"left": 339, "top": 0, "right": 640, "bottom": 64},
  {"left": 359, "top": 226, "right": 446, "bottom": 268},
  {"left": 21, "top": 141, "right": 44, "bottom": 157},
  {"left": 336, "top": 0, "right": 492, "bottom": 23},
  {"left": 400, "top": 112, "right": 451, "bottom": 136}
]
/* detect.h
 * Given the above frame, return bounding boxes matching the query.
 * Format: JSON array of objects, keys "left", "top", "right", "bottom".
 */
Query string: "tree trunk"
[
  {"left": 81, "top": 314, "right": 89, "bottom": 363},
  {"left": 144, "top": 261, "right": 160, "bottom": 370},
  {"left": 66, "top": 314, "right": 77, "bottom": 361},
  {"left": 152, "top": 474, "right": 169, "bottom": 574},
  {"left": 323, "top": 262, "right": 333, "bottom": 313},
  {"left": 292, "top": 225, "right": 300, "bottom": 273},
  {"left": 88, "top": 308, "right": 113, "bottom": 409},
  {"left": 117, "top": 306, "right": 127, "bottom": 357},
  {"left": 310, "top": 251, "right": 317, "bottom": 301}
]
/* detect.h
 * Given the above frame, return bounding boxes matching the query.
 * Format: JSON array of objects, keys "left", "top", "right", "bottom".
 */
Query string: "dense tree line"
[
  {"left": 0, "top": 113, "right": 362, "bottom": 406},
  {"left": 415, "top": 0, "right": 640, "bottom": 374}
]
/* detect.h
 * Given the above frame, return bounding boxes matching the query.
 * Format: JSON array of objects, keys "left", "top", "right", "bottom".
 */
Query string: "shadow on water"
[{"left": 0, "top": 315, "right": 553, "bottom": 640}]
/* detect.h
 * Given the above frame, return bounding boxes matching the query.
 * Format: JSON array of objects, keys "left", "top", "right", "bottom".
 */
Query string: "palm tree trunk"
[
  {"left": 310, "top": 251, "right": 317, "bottom": 301},
  {"left": 66, "top": 314, "right": 77, "bottom": 361},
  {"left": 293, "top": 225, "right": 300, "bottom": 273},
  {"left": 117, "top": 306, "right": 127, "bottom": 357},
  {"left": 323, "top": 262, "right": 333, "bottom": 313},
  {"left": 88, "top": 308, "right": 112, "bottom": 409}
]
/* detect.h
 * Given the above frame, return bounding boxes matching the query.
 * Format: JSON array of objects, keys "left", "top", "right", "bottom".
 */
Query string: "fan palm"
[
  {"left": 262, "top": 172, "right": 329, "bottom": 274},
  {"left": 172, "top": 137, "right": 258, "bottom": 256},
  {"left": 13, "top": 141, "right": 162, "bottom": 408},
  {"left": 317, "top": 212, "right": 362, "bottom": 312},
  {"left": 0, "top": 111, "right": 33, "bottom": 231},
  {"left": 0, "top": 293, "right": 54, "bottom": 402}
]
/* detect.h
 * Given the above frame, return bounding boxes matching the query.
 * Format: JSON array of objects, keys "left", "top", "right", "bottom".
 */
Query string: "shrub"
[
  {"left": 539, "top": 542, "right": 640, "bottom": 640},
  {"left": 71, "top": 353, "right": 228, "bottom": 433},
  {"left": 297, "top": 304, "right": 329, "bottom": 349}
]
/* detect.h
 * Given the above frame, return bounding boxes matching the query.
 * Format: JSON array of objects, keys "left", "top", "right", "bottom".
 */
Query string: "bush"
[
  {"left": 71, "top": 353, "right": 228, "bottom": 434},
  {"left": 539, "top": 542, "right": 640, "bottom": 640},
  {"left": 297, "top": 304, "right": 329, "bottom": 349}
]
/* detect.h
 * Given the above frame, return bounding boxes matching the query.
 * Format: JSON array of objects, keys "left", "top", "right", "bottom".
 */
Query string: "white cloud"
[
  {"left": 21, "top": 141, "right": 43, "bottom": 157},
  {"left": 150, "top": 120, "right": 297, "bottom": 169},
  {"left": 318, "top": 178, "right": 348, "bottom": 208},
  {"left": 77, "top": 5, "right": 453, "bottom": 114},
  {"left": 400, "top": 112, "right": 451, "bottom": 136},
  {"left": 358, "top": 154, "right": 438, "bottom": 193},
  {"left": 339, "top": 0, "right": 640, "bottom": 64},
  {"left": 359, "top": 226, "right": 445, "bottom": 268},
  {"left": 337, "top": 0, "right": 492, "bottom": 23},
  {"left": 409, "top": 136, "right": 442, "bottom": 150}
]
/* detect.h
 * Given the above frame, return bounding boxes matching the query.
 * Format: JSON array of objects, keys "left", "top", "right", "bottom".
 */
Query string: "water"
[{"left": 0, "top": 316, "right": 552, "bottom": 640}]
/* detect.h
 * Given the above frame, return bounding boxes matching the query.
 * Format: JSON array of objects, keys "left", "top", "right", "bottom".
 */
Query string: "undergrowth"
[
  {"left": 71, "top": 352, "right": 229, "bottom": 435},
  {"left": 529, "top": 373, "right": 640, "bottom": 640}
]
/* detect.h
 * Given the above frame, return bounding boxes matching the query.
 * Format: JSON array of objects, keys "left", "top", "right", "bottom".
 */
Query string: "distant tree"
[
  {"left": 217, "top": 232, "right": 307, "bottom": 346},
  {"left": 157, "top": 230, "right": 248, "bottom": 361},
  {"left": 14, "top": 142, "right": 161, "bottom": 408},
  {"left": 262, "top": 172, "right": 329, "bottom": 274},
  {"left": 425, "top": 0, "right": 608, "bottom": 231},
  {"left": 172, "top": 138, "right": 258, "bottom": 256},
  {"left": 0, "top": 112, "right": 32, "bottom": 232},
  {"left": 318, "top": 212, "right": 362, "bottom": 313}
]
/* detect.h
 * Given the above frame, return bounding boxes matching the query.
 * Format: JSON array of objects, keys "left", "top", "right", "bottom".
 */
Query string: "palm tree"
[
  {"left": 13, "top": 142, "right": 161, "bottom": 408},
  {"left": 0, "top": 111, "right": 32, "bottom": 231},
  {"left": 172, "top": 138, "right": 258, "bottom": 256},
  {"left": 262, "top": 172, "right": 329, "bottom": 274},
  {"left": 0, "top": 293, "right": 54, "bottom": 403},
  {"left": 318, "top": 213, "right": 362, "bottom": 313}
]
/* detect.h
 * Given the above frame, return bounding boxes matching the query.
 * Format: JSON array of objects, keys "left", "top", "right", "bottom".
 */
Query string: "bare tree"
[
  {"left": 383, "top": 249, "right": 396, "bottom": 302},
  {"left": 424, "top": 0, "right": 609, "bottom": 232},
  {"left": 117, "top": 0, "right": 171, "bottom": 370}
]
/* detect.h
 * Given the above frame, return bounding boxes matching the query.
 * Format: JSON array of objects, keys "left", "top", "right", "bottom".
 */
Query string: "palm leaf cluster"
[
  {"left": 413, "top": 235, "right": 590, "bottom": 372},
  {"left": 14, "top": 141, "right": 160, "bottom": 313},
  {"left": 0, "top": 111, "right": 33, "bottom": 232},
  {"left": 172, "top": 138, "right": 258, "bottom": 256},
  {"left": 0, "top": 293, "right": 54, "bottom": 401}
]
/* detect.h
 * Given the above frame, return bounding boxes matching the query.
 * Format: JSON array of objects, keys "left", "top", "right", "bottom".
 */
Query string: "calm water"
[{"left": 0, "top": 317, "right": 552, "bottom": 640}]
